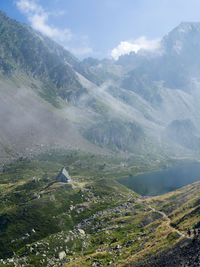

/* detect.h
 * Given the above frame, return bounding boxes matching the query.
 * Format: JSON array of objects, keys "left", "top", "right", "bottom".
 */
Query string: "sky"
[{"left": 1, "top": 0, "right": 200, "bottom": 60}]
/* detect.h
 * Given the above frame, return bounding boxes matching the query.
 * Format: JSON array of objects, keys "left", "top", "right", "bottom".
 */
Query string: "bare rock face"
[{"left": 56, "top": 168, "right": 71, "bottom": 183}]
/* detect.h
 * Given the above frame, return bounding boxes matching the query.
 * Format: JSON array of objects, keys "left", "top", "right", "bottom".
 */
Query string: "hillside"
[
  {"left": 1, "top": 12, "right": 200, "bottom": 161},
  {"left": 0, "top": 10, "right": 200, "bottom": 267},
  {"left": 0, "top": 150, "right": 139, "bottom": 265},
  {"left": 0, "top": 11, "right": 101, "bottom": 103},
  {"left": 62, "top": 181, "right": 200, "bottom": 267},
  {"left": 0, "top": 11, "right": 156, "bottom": 162},
  {"left": 0, "top": 154, "right": 199, "bottom": 267}
]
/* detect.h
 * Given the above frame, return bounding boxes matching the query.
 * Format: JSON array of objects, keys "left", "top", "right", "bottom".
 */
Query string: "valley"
[{"left": 0, "top": 10, "right": 199, "bottom": 267}]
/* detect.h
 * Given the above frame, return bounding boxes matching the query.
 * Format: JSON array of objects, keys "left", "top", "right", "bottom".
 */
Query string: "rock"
[
  {"left": 77, "top": 229, "right": 85, "bottom": 236},
  {"left": 65, "top": 237, "right": 70, "bottom": 243},
  {"left": 58, "top": 251, "right": 66, "bottom": 260},
  {"left": 111, "top": 238, "right": 118, "bottom": 244},
  {"left": 113, "top": 244, "right": 121, "bottom": 250},
  {"left": 70, "top": 205, "right": 74, "bottom": 211},
  {"left": 50, "top": 195, "right": 55, "bottom": 201},
  {"left": 125, "top": 240, "right": 134, "bottom": 247},
  {"left": 33, "top": 193, "right": 40, "bottom": 199}
]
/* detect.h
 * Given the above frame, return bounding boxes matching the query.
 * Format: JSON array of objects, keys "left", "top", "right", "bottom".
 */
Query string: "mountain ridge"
[
  {"left": 0, "top": 11, "right": 101, "bottom": 104},
  {"left": 0, "top": 11, "right": 200, "bottom": 266},
  {"left": 1, "top": 11, "right": 200, "bottom": 161}
]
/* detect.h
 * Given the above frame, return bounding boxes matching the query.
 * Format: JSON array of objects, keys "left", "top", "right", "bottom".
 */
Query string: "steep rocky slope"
[
  {"left": 2, "top": 12, "right": 200, "bottom": 159},
  {"left": 134, "top": 238, "right": 200, "bottom": 267},
  {"left": 0, "top": 11, "right": 100, "bottom": 103}
]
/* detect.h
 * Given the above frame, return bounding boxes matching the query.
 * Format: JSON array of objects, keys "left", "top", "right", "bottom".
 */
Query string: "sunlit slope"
[
  {"left": 147, "top": 180, "right": 200, "bottom": 232},
  {"left": 0, "top": 150, "right": 199, "bottom": 266},
  {"left": 131, "top": 181, "right": 200, "bottom": 266},
  {"left": 61, "top": 181, "right": 200, "bottom": 267},
  {"left": 0, "top": 150, "right": 139, "bottom": 262}
]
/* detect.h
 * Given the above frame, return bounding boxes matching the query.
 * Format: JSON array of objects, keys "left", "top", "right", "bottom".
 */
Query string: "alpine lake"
[{"left": 117, "top": 161, "right": 200, "bottom": 196}]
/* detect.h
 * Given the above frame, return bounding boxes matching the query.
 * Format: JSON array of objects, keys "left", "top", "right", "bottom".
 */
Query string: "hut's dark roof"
[{"left": 56, "top": 167, "right": 71, "bottom": 183}]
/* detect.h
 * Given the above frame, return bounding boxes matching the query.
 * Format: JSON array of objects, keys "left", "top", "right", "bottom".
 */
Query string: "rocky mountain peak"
[
  {"left": 162, "top": 21, "right": 200, "bottom": 55},
  {"left": 178, "top": 21, "right": 200, "bottom": 32}
]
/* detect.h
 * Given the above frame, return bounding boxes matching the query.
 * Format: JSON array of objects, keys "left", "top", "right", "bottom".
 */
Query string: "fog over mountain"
[
  {"left": 1, "top": 11, "right": 200, "bottom": 165},
  {"left": 1, "top": 11, "right": 200, "bottom": 267}
]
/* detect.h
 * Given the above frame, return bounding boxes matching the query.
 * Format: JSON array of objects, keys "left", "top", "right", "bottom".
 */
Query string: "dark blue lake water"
[{"left": 117, "top": 162, "right": 200, "bottom": 196}]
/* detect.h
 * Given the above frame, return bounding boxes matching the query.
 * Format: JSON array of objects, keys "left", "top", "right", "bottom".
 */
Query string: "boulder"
[
  {"left": 58, "top": 251, "right": 66, "bottom": 260},
  {"left": 77, "top": 229, "right": 85, "bottom": 236}
]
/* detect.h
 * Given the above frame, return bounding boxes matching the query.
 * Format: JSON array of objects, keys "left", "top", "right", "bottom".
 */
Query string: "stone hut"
[{"left": 56, "top": 167, "right": 71, "bottom": 183}]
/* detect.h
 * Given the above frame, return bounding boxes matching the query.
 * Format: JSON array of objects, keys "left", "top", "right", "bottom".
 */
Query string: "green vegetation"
[
  {"left": 0, "top": 149, "right": 138, "bottom": 261},
  {"left": 148, "top": 181, "right": 200, "bottom": 232},
  {"left": 0, "top": 149, "right": 198, "bottom": 266}
]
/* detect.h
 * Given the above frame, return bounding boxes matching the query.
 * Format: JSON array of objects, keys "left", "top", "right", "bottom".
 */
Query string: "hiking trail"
[{"left": 147, "top": 204, "right": 185, "bottom": 237}]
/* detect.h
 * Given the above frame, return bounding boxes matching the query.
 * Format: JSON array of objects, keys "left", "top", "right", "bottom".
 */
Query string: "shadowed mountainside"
[{"left": 1, "top": 12, "right": 200, "bottom": 160}]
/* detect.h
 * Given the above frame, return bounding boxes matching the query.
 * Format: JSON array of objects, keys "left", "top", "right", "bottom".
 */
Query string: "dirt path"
[
  {"left": 75, "top": 197, "right": 187, "bottom": 238},
  {"left": 147, "top": 204, "right": 185, "bottom": 237},
  {"left": 135, "top": 197, "right": 187, "bottom": 237}
]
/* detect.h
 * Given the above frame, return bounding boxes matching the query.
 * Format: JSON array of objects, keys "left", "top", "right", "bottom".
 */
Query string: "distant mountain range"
[{"left": 1, "top": 10, "right": 200, "bottom": 163}]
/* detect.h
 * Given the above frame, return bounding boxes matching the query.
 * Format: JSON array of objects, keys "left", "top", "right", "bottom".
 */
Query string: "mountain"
[
  {"left": 166, "top": 119, "right": 200, "bottom": 151},
  {"left": 0, "top": 12, "right": 200, "bottom": 266},
  {"left": 90, "top": 22, "right": 200, "bottom": 154},
  {"left": 0, "top": 11, "right": 106, "bottom": 164},
  {"left": 1, "top": 12, "right": 200, "bottom": 161},
  {"left": 118, "top": 22, "right": 200, "bottom": 92},
  {"left": 0, "top": 11, "right": 101, "bottom": 103}
]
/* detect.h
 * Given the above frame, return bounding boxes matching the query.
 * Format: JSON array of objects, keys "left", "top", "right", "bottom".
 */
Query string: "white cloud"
[
  {"left": 16, "top": 0, "right": 72, "bottom": 43},
  {"left": 111, "top": 36, "right": 161, "bottom": 60},
  {"left": 16, "top": 0, "right": 93, "bottom": 57}
]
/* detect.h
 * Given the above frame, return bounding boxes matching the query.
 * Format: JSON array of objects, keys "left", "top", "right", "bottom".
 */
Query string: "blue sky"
[{"left": 1, "top": 0, "right": 200, "bottom": 59}]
